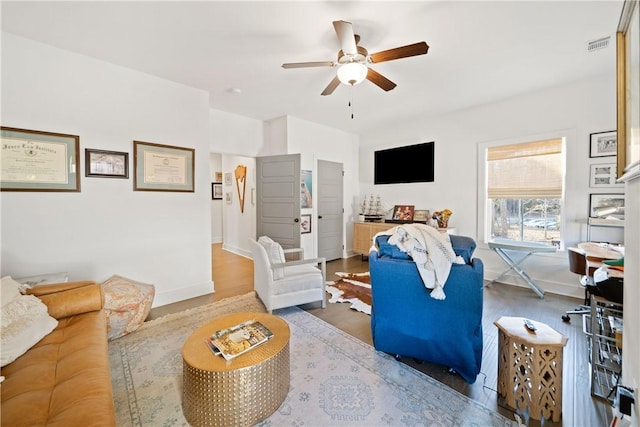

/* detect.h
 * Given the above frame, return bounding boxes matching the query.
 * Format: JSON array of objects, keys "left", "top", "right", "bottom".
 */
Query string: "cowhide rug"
[{"left": 325, "top": 271, "right": 372, "bottom": 315}]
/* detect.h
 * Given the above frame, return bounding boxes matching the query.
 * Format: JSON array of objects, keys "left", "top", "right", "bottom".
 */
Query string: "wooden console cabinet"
[
  {"left": 353, "top": 222, "right": 394, "bottom": 255},
  {"left": 353, "top": 222, "right": 457, "bottom": 255}
]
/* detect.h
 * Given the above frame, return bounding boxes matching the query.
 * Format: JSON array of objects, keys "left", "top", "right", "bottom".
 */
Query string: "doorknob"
[
  {"left": 294, "top": 218, "right": 299, "bottom": 223},
  {"left": 318, "top": 216, "right": 323, "bottom": 219}
]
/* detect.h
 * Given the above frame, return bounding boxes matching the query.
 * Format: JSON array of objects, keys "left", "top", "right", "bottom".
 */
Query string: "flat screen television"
[{"left": 374, "top": 142, "right": 434, "bottom": 184}]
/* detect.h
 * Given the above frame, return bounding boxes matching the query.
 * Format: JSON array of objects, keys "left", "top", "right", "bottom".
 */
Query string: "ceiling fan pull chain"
[{"left": 349, "top": 87, "right": 355, "bottom": 119}]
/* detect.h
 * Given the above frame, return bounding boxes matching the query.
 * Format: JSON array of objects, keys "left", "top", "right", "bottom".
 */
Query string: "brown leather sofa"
[{"left": 1, "top": 281, "right": 116, "bottom": 426}]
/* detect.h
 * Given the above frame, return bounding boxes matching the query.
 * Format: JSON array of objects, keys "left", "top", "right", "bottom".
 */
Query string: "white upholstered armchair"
[{"left": 249, "top": 237, "right": 326, "bottom": 314}]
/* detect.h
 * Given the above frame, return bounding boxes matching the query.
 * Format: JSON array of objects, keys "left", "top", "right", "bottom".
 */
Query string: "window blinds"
[{"left": 487, "top": 138, "right": 563, "bottom": 198}]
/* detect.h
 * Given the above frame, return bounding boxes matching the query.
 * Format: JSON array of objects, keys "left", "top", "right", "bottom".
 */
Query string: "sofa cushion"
[
  {"left": 376, "top": 234, "right": 412, "bottom": 260},
  {"left": 258, "top": 236, "right": 286, "bottom": 279},
  {"left": 1, "top": 294, "right": 58, "bottom": 367},
  {"left": 449, "top": 235, "right": 476, "bottom": 264}
]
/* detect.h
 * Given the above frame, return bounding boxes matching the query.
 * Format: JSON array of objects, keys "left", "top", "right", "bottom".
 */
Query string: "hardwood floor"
[{"left": 149, "top": 244, "right": 612, "bottom": 426}]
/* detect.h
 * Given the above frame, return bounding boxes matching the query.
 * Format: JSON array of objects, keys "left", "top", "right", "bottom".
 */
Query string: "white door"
[
  {"left": 256, "top": 154, "right": 301, "bottom": 249},
  {"left": 317, "top": 160, "right": 343, "bottom": 261}
]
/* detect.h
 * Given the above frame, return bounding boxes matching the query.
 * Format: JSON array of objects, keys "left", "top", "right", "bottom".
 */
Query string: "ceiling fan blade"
[
  {"left": 366, "top": 68, "right": 397, "bottom": 91},
  {"left": 369, "top": 41, "right": 429, "bottom": 63},
  {"left": 333, "top": 20, "right": 357, "bottom": 55},
  {"left": 321, "top": 76, "right": 341, "bottom": 96},
  {"left": 282, "top": 61, "right": 335, "bottom": 69}
]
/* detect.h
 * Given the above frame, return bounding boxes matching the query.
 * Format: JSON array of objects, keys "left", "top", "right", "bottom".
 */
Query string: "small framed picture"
[
  {"left": 392, "top": 205, "right": 415, "bottom": 222},
  {"left": 224, "top": 172, "right": 232, "bottom": 185},
  {"left": 589, "top": 193, "right": 625, "bottom": 217},
  {"left": 590, "top": 131, "right": 617, "bottom": 158},
  {"left": 211, "top": 182, "right": 222, "bottom": 199},
  {"left": 225, "top": 192, "right": 232, "bottom": 204},
  {"left": 413, "top": 209, "right": 430, "bottom": 222},
  {"left": 85, "top": 148, "right": 129, "bottom": 178},
  {"left": 300, "top": 214, "right": 311, "bottom": 234},
  {"left": 589, "top": 163, "right": 622, "bottom": 188},
  {"left": 215, "top": 171, "right": 222, "bottom": 182}
]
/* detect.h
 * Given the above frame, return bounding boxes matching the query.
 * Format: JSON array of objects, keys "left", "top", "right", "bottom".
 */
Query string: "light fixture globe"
[{"left": 337, "top": 62, "right": 368, "bottom": 86}]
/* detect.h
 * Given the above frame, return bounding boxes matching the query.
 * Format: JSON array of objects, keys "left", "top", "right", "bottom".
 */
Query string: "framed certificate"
[
  {"left": 1, "top": 126, "right": 80, "bottom": 192},
  {"left": 133, "top": 141, "right": 195, "bottom": 192}
]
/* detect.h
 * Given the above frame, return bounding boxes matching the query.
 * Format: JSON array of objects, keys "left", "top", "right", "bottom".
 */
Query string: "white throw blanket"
[{"left": 375, "top": 224, "right": 464, "bottom": 299}]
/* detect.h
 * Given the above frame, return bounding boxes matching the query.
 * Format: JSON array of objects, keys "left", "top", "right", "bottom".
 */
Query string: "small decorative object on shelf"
[
  {"left": 360, "top": 194, "right": 386, "bottom": 221},
  {"left": 432, "top": 209, "right": 452, "bottom": 228}
]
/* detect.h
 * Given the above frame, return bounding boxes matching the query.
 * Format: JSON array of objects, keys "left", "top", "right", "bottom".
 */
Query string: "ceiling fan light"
[{"left": 337, "top": 63, "right": 368, "bottom": 86}]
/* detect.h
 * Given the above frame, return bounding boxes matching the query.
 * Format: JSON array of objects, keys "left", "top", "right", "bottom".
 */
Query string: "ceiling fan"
[{"left": 282, "top": 20, "right": 429, "bottom": 96}]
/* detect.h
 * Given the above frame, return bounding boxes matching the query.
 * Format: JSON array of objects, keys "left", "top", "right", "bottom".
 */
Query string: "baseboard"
[
  {"left": 152, "top": 280, "right": 214, "bottom": 308},
  {"left": 221, "top": 243, "right": 251, "bottom": 258},
  {"left": 484, "top": 269, "right": 582, "bottom": 300}
]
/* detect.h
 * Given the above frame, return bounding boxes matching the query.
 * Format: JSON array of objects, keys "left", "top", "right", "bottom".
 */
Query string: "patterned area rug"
[
  {"left": 325, "top": 271, "right": 372, "bottom": 314},
  {"left": 109, "top": 292, "right": 515, "bottom": 426}
]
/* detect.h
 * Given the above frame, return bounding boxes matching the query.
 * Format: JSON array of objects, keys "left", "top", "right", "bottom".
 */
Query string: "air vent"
[{"left": 587, "top": 36, "right": 610, "bottom": 52}]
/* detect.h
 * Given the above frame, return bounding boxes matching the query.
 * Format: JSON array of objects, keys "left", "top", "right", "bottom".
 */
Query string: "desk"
[
  {"left": 487, "top": 239, "right": 557, "bottom": 298},
  {"left": 577, "top": 242, "right": 624, "bottom": 278}
]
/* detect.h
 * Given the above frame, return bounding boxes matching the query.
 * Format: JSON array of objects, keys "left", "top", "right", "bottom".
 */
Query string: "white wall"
[
  {"left": 1, "top": 33, "right": 212, "bottom": 307},
  {"left": 359, "top": 72, "right": 618, "bottom": 298},
  {"left": 210, "top": 153, "right": 223, "bottom": 243},
  {"left": 286, "top": 116, "right": 359, "bottom": 258},
  {"left": 220, "top": 154, "right": 256, "bottom": 257}
]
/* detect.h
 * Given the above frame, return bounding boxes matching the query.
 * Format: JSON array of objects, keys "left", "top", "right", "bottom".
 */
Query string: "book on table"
[{"left": 205, "top": 320, "right": 274, "bottom": 360}]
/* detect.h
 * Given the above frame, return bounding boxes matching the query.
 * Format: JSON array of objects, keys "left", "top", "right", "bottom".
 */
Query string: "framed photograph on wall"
[
  {"left": 589, "top": 131, "right": 617, "bottom": 158},
  {"left": 300, "top": 214, "right": 311, "bottom": 234},
  {"left": 224, "top": 172, "right": 232, "bottom": 185},
  {"left": 301, "top": 169, "right": 312, "bottom": 208},
  {"left": 85, "top": 148, "right": 128, "bottom": 178},
  {"left": 1, "top": 126, "right": 80, "bottom": 191},
  {"left": 589, "top": 193, "right": 625, "bottom": 217},
  {"left": 133, "top": 141, "right": 194, "bottom": 192},
  {"left": 589, "top": 163, "right": 622, "bottom": 188},
  {"left": 212, "top": 182, "right": 222, "bottom": 200}
]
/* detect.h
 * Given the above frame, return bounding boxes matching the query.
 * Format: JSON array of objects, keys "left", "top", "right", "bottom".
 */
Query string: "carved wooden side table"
[
  {"left": 182, "top": 312, "right": 290, "bottom": 426},
  {"left": 494, "top": 316, "right": 568, "bottom": 422}
]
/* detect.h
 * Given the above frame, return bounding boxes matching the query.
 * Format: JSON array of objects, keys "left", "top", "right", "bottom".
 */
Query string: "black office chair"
[{"left": 562, "top": 247, "right": 601, "bottom": 322}]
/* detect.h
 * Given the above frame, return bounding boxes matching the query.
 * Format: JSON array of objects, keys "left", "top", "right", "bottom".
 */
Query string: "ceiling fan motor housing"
[{"left": 338, "top": 45, "right": 369, "bottom": 64}]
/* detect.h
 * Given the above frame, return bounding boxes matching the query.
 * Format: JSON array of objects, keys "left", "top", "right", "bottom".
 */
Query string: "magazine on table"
[{"left": 205, "top": 320, "right": 274, "bottom": 360}]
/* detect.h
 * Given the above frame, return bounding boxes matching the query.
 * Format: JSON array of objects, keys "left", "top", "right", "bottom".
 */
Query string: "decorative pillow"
[
  {"left": 1, "top": 294, "right": 58, "bottom": 367},
  {"left": 101, "top": 275, "right": 155, "bottom": 340},
  {"left": 375, "top": 235, "right": 411, "bottom": 260},
  {"left": 449, "top": 235, "right": 476, "bottom": 264},
  {"left": 257, "top": 236, "right": 286, "bottom": 280},
  {"left": 1, "top": 276, "right": 32, "bottom": 308},
  {"left": 1, "top": 276, "right": 22, "bottom": 308}
]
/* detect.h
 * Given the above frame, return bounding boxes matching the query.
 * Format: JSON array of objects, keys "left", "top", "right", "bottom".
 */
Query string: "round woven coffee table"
[{"left": 182, "top": 312, "right": 290, "bottom": 426}]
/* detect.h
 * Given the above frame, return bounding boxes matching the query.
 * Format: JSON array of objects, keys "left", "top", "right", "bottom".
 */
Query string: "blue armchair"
[{"left": 369, "top": 234, "right": 484, "bottom": 383}]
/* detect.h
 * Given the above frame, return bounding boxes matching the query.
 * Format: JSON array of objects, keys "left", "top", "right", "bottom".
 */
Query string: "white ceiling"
[{"left": 1, "top": 1, "right": 624, "bottom": 138}]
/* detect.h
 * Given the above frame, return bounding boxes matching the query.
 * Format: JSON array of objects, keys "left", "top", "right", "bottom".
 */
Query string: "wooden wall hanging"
[{"left": 235, "top": 165, "right": 247, "bottom": 213}]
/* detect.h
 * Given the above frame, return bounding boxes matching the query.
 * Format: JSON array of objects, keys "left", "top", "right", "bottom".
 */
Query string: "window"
[{"left": 486, "top": 138, "right": 564, "bottom": 246}]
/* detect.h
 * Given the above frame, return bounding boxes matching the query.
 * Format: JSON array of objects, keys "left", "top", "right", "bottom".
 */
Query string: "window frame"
[{"left": 477, "top": 131, "right": 569, "bottom": 252}]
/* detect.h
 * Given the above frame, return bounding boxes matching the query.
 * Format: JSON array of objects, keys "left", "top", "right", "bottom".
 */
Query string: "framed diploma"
[
  {"left": 133, "top": 141, "right": 194, "bottom": 192},
  {"left": 1, "top": 126, "right": 80, "bottom": 192}
]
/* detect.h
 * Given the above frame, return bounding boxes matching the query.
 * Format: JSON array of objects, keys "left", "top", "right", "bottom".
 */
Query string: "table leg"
[{"left": 487, "top": 248, "right": 545, "bottom": 298}]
